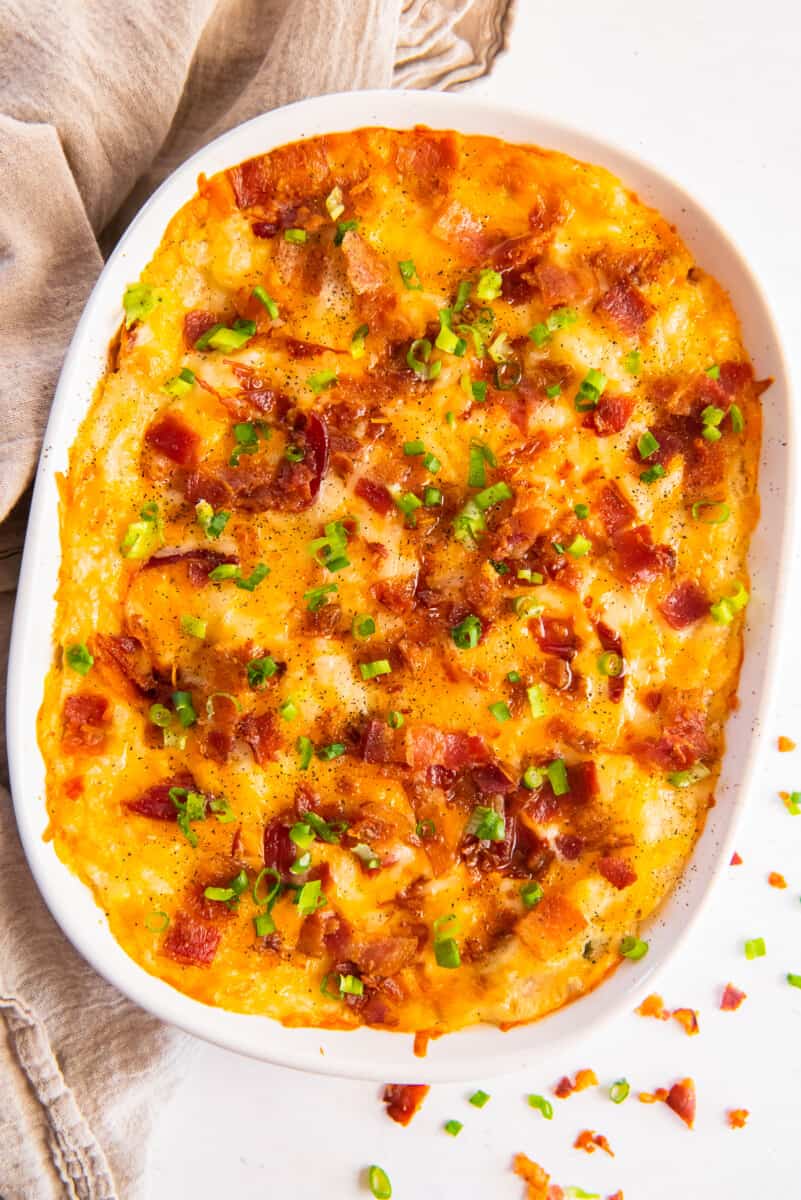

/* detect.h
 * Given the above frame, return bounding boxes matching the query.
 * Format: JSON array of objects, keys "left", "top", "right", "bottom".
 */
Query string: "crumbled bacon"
[
  {"left": 361, "top": 719, "right": 405, "bottom": 765},
  {"left": 638, "top": 703, "right": 710, "bottom": 771},
  {"left": 405, "top": 723, "right": 489, "bottom": 771},
  {"left": 718, "top": 361, "right": 753, "bottom": 396},
  {"left": 778, "top": 735, "right": 796, "bottom": 752},
  {"left": 666, "top": 1078, "right": 696, "bottom": 1128},
  {"left": 595, "top": 280, "right": 653, "bottom": 335},
  {"left": 637, "top": 993, "right": 669, "bottom": 1020},
  {"left": 394, "top": 130, "right": 457, "bottom": 197},
  {"left": 574, "top": 1129, "right": 614, "bottom": 1157},
  {"left": 61, "top": 693, "right": 109, "bottom": 753},
  {"left": 354, "top": 475, "right": 393, "bottom": 514},
  {"left": 472, "top": 761, "right": 516, "bottom": 795},
  {"left": 382, "top": 1082, "right": 430, "bottom": 1126},
  {"left": 535, "top": 616, "right": 579, "bottom": 660},
  {"left": 597, "top": 481, "right": 636, "bottom": 536},
  {"left": 730, "top": 851, "right": 743, "bottom": 866},
  {"left": 238, "top": 711, "right": 281, "bottom": 765},
  {"left": 638, "top": 1088, "right": 668, "bottom": 1104},
  {"left": 554, "top": 1068, "right": 598, "bottom": 1098},
  {"left": 143, "top": 547, "right": 238, "bottom": 587},
  {"left": 341, "top": 230, "right": 387, "bottom": 294},
  {"left": 228, "top": 140, "right": 332, "bottom": 210},
  {"left": 534, "top": 259, "right": 594, "bottom": 308},
  {"left": 583, "top": 393, "right": 634, "bottom": 437},
  {"left": 183, "top": 309, "right": 224, "bottom": 350},
  {"left": 347, "top": 934, "right": 419, "bottom": 977},
  {"left": 125, "top": 773, "right": 197, "bottom": 821},
  {"left": 512, "top": 1153, "right": 551, "bottom": 1200},
  {"left": 768, "top": 871, "right": 787, "bottom": 889},
  {"left": 596, "top": 620, "right": 625, "bottom": 703},
  {"left": 727, "top": 1108, "right": 749, "bottom": 1129},
  {"left": 612, "top": 524, "right": 675, "bottom": 586},
  {"left": 659, "top": 581, "right": 709, "bottom": 630},
  {"left": 262, "top": 819, "right": 297, "bottom": 881},
  {"left": 162, "top": 911, "right": 221, "bottom": 965},
  {"left": 144, "top": 414, "right": 200, "bottom": 468},
  {"left": 556, "top": 833, "right": 583, "bottom": 861},
  {"left": 598, "top": 855, "right": 637, "bottom": 889},
  {"left": 673, "top": 1008, "right": 700, "bottom": 1036},
  {"left": 720, "top": 983, "right": 746, "bottom": 1011},
  {"left": 96, "top": 633, "right": 158, "bottom": 695}
]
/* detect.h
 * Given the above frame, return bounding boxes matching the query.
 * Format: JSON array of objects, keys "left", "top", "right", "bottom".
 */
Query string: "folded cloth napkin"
[{"left": 0, "top": 1, "right": 514, "bottom": 1196}]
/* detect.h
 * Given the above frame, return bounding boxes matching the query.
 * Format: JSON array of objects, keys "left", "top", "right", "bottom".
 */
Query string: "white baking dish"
[{"left": 7, "top": 89, "right": 793, "bottom": 1082}]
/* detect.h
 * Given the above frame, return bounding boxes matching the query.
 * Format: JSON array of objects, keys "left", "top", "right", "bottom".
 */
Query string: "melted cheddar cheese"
[{"left": 38, "top": 127, "right": 762, "bottom": 1034}]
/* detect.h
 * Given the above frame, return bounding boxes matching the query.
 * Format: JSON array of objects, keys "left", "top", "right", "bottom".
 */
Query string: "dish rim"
[{"left": 7, "top": 87, "right": 795, "bottom": 1082}]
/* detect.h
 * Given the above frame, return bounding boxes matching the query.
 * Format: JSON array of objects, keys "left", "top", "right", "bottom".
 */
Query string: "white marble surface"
[{"left": 148, "top": 2, "right": 801, "bottom": 1194}]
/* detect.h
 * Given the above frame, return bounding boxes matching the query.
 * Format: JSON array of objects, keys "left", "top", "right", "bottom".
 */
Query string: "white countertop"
[{"left": 149, "top": 2, "right": 801, "bottom": 1194}]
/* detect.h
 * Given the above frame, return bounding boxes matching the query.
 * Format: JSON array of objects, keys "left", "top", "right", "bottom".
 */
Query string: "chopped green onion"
[
  {"left": 444, "top": 1120, "right": 463, "bottom": 1137},
  {"left": 406, "top": 337, "right": 438, "bottom": 380},
  {"left": 252, "top": 866, "right": 281, "bottom": 907},
  {"left": 529, "top": 307, "right": 578, "bottom": 347},
  {"left": 468, "top": 441, "right": 492, "bottom": 488},
  {"left": 317, "top": 742, "right": 346, "bottom": 761},
  {"left": 435, "top": 308, "right": 467, "bottom": 357},
  {"left": 745, "top": 937, "right": 766, "bottom": 960},
  {"left": 352, "top": 614, "right": 376, "bottom": 639},
  {"left": 574, "top": 368, "right": 608, "bottom": 412},
  {"left": 710, "top": 582, "right": 749, "bottom": 625},
  {"left": 507, "top": 670, "right": 521, "bottom": 683},
  {"left": 451, "top": 614, "right": 482, "bottom": 649},
  {"left": 469, "top": 1089, "right": 491, "bottom": 1108},
  {"left": 235, "top": 563, "right": 270, "bottom": 591},
  {"left": 279, "top": 699, "right": 297, "bottom": 722},
  {"left": 229, "top": 421, "right": 260, "bottom": 465},
  {"left": 308, "top": 369, "right": 337, "bottom": 394},
  {"left": 494, "top": 358, "right": 522, "bottom": 391},
  {"left": 574, "top": 502, "right": 590, "bottom": 519},
  {"left": 638, "top": 430, "right": 660, "bottom": 459},
  {"left": 787, "top": 974, "right": 801, "bottom": 989},
  {"left": 172, "top": 690, "right": 197, "bottom": 727},
  {"left": 609, "top": 1079, "right": 630, "bottom": 1104},
  {"left": 206, "top": 319, "right": 257, "bottom": 352},
  {"left": 423, "top": 486, "right": 443, "bottom": 507},
  {"left": 730, "top": 403, "right": 745, "bottom": 433},
  {"left": 208, "top": 563, "right": 240, "bottom": 582},
  {"left": 514, "top": 595, "right": 544, "bottom": 618},
  {"left": 701, "top": 404, "right": 725, "bottom": 427},
  {"left": 162, "top": 367, "right": 195, "bottom": 397},
  {"left": 325, "top": 186, "right": 345, "bottom": 220},
  {"left": 488, "top": 701, "right": 511, "bottom": 723},
  {"left": 488, "top": 331, "right": 513, "bottom": 363},
  {"left": 295, "top": 880, "right": 326, "bottom": 916},
  {"left": 567, "top": 534, "right": 591, "bottom": 558},
  {"left": 284, "top": 228, "right": 307, "bottom": 244},
  {"left": 527, "top": 685, "right": 547, "bottom": 719},
  {"left": 253, "top": 912, "right": 276, "bottom": 937},
  {"left": 476, "top": 268, "right": 502, "bottom": 301},
  {"left": 334, "top": 220, "right": 358, "bottom": 246},
  {"left": 120, "top": 503, "right": 162, "bottom": 559},
  {"left": 285, "top": 445, "right": 305, "bottom": 463},
  {"left": 66, "top": 643, "right": 94, "bottom": 675},
  {"left": 290, "top": 852, "right": 311, "bottom": 876},
  {"left": 180, "top": 614, "right": 207, "bottom": 639},
  {"left": 149, "top": 703, "right": 172, "bottom": 729},
  {"left": 529, "top": 322, "right": 549, "bottom": 348},
  {"left": 702, "top": 425, "right": 722, "bottom": 443},
  {"left": 490, "top": 559, "right": 509, "bottom": 574},
  {"left": 466, "top": 806, "right": 506, "bottom": 841},
  {"left": 304, "top": 583, "right": 338, "bottom": 611},
  {"left": 351, "top": 842, "right": 380, "bottom": 870},
  {"left": 338, "top": 972, "right": 364, "bottom": 996},
  {"left": 521, "top": 881, "right": 544, "bottom": 908},
  {"left": 296, "top": 735, "right": 314, "bottom": 770},
  {"left": 169, "top": 787, "right": 207, "bottom": 848},
  {"left": 564, "top": 1189, "right": 600, "bottom": 1199},
  {"left": 252, "top": 286, "right": 278, "bottom": 318},
  {"left": 598, "top": 651, "right": 624, "bottom": 677},
  {"left": 546, "top": 759, "right": 569, "bottom": 796},
  {"left": 705, "top": 363, "right": 720, "bottom": 380},
  {"left": 416, "top": 818, "right": 436, "bottom": 839},
  {"left": 360, "top": 659, "right": 391, "bottom": 680},
  {"left": 546, "top": 382, "right": 562, "bottom": 398},
  {"left": 640, "top": 464, "right": 666, "bottom": 484},
  {"left": 422, "top": 451, "right": 441, "bottom": 473},
  {"left": 247, "top": 656, "right": 278, "bottom": 688},
  {"left": 667, "top": 763, "right": 711, "bottom": 787},
  {"left": 205, "top": 692, "right": 240, "bottom": 721},
  {"left": 527, "top": 1094, "right": 553, "bottom": 1119},
  {"left": 290, "top": 822, "right": 315, "bottom": 851},
  {"left": 304, "top": 812, "right": 346, "bottom": 843},
  {"left": 404, "top": 440, "right": 425, "bottom": 456},
  {"left": 445, "top": 411, "right": 456, "bottom": 428},
  {"left": 193, "top": 322, "right": 225, "bottom": 350},
  {"left": 123, "top": 283, "right": 156, "bottom": 328},
  {"left": 387, "top": 710, "right": 404, "bottom": 729},
  {"left": 625, "top": 350, "right": 641, "bottom": 374},
  {"left": 350, "top": 323, "right": 369, "bottom": 359},
  {"left": 398, "top": 259, "right": 422, "bottom": 290},
  {"left": 620, "top": 935, "right": 649, "bottom": 960},
  {"left": 195, "top": 500, "right": 230, "bottom": 539},
  {"left": 691, "top": 499, "right": 730, "bottom": 525},
  {"left": 368, "top": 1165, "right": 392, "bottom": 1199},
  {"left": 475, "top": 481, "right": 513, "bottom": 511},
  {"left": 433, "top": 915, "right": 461, "bottom": 969},
  {"left": 145, "top": 910, "right": 170, "bottom": 933},
  {"left": 395, "top": 492, "right": 422, "bottom": 527},
  {"left": 522, "top": 766, "right": 544, "bottom": 791},
  {"left": 454, "top": 280, "right": 472, "bottom": 312},
  {"left": 452, "top": 498, "right": 486, "bottom": 547}
]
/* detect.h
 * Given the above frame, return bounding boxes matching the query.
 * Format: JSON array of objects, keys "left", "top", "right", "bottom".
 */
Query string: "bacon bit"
[
  {"left": 145, "top": 414, "right": 200, "bottom": 468},
  {"left": 574, "top": 1129, "right": 615, "bottom": 1157},
  {"left": 238, "top": 711, "right": 281, "bottom": 765},
  {"left": 535, "top": 616, "right": 579, "bottom": 660},
  {"left": 183, "top": 309, "right": 225, "bottom": 350},
  {"left": 583, "top": 393, "right": 634, "bottom": 437},
  {"left": 638, "top": 704, "right": 710, "bottom": 771},
  {"left": 595, "top": 280, "right": 653, "bottom": 335},
  {"left": 143, "top": 548, "right": 238, "bottom": 587},
  {"left": 413, "top": 1031, "right": 430, "bottom": 1058},
  {"left": 659, "top": 580, "right": 709, "bottom": 630},
  {"left": 666, "top": 1078, "right": 696, "bottom": 1128},
  {"left": 672, "top": 1008, "right": 700, "bottom": 1036},
  {"left": 717, "top": 361, "right": 753, "bottom": 395},
  {"left": 512, "top": 1153, "right": 551, "bottom": 1200},
  {"left": 595, "top": 620, "right": 625, "bottom": 703},
  {"left": 125, "top": 773, "right": 196, "bottom": 821},
  {"left": 768, "top": 871, "right": 787, "bottom": 889},
  {"left": 534, "top": 259, "right": 594, "bottom": 308},
  {"left": 553, "top": 1068, "right": 598, "bottom": 1098},
  {"left": 607, "top": 1193, "right": 625, "bottom": 1200},
  {"left": 597, "top": 481, "right": 636, "bottom": 535},
  {"left": 519, "top": 895, "right": 587, "bottom": 962},
  {"left": 778, "top": 735, "right": 796, "bottom": 752},
  {"left": 355, "top": 475, "right": 393, "bottom": 515},
  {"left": 262, "top": 819, "right": 297, "bottom": 881},
  {"left": 395, "top": 130, "right": 457, "bottom": 197},
  {"left": 162, "top": 911, "right": 221, "bottom": 966},
  {"left": 64, "top": 776, "right": 84, "bottom": 799},
  {"left": 730, "top": 851, "right": 743, "bottom": 866},
  {"left": 720, "top": 983, "right": 747, "bottom": 1011},
  {"left": 727, "top": 1108, "right": 749, "bottom": 1129},
  {"left": 612, "top": 524, "right": 676, "bottom": 586},
  {"left": 405, "top": 723, "right": 489, "bottom": 771},
  {"left": 598, "top": 855, "right": 637, "bottom": 890},
  {"left": 61, "top": 693, "right": 109, "bottom": 753},
  {"left": 96, "top": 633, "right": 158, "bottom": 695},
  {"left": 638, "top": 1088, "right": 668, "bottom": 1104},
  {"left": 382, "top": 1083, "right": 430, "bottom": 1126},
  {"left": 341, "top": 230, "right": 388, "bottom": 294},
  {"left": 637, "top": 993, "right": 669, "bottom": 1020}
]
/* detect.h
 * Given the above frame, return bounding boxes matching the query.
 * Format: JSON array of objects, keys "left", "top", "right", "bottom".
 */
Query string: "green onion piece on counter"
[
  {"left": 787, "top": 974, "right": 801, "bottom": 989},
  {"left": 620, "top": 935, "right": 649, "bottom": 960},
  {"left": 252, "top": 286, "right": 278, "bottom": 318},
  {"left": 527, "top": 1094, "right": 553, "bottom": 1120},
  {"left": 469, "top": 1089, "right": 491, "bottom": 1108},
  {"left": 360, "top": 659, "right": 392, "bottom": 680},
  {"left": 745, "top": 937, "right": 766, "bottom": 960},
  {"left": 443, "top": 1120, "right": 463, "bottom": 1136},
  {"left": 609, "top": 1079, "right": 630, "bottom": 1104},
  {"left": 520, "top": 881, "right": 544, "bottom": 909},
  {"left": 368, "top": 1165, "right": 392, "bottom": 1199},
  {"left": 398, "top": 259, "right": 422, "bottom": 290},
  {"left": 466, "top": 806, "right": 505, "bottom": 842},
  {"left": 66, "top": 643, "right": 94, "bottom": 675},
  {"left": 451, "top": 613, "right": 482, "bottom": 649}
]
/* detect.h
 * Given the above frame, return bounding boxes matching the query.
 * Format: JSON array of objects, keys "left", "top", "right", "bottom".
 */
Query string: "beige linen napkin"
[{"left": 0, "top": 1, "right": 514, "bottom": 1197}]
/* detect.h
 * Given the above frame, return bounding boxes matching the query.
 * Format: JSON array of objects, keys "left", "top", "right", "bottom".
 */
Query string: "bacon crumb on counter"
[
  {"left": 413, "top": 1031, "right": 430, "bottom": 1058},
  {"left": 720, "top": 983, "right": 747, "bottom": 1011},
  {"left": 768, "top": 871, "right": 787, "bottom": 889},
  {"left": 574, "top": 1129, "right": 615, "bottom": 1156},
  {"left": 636, "top": 993, "right": 669, "bottom": 1020},
  {"left": 727, "top": 1108, "right": 749, "bottom": 1129},
  {"left": 778, "top": 736, "right": 796, "bottom": 752},
  {"left": 512, "top": 1154, "right": 551, "bottom": 1200},
  {"left": 672, "top": 1008, "right": 700, "bottom": 1036},
  {"left": 666, "top": 1078, "right": 696, "bottom": 1128},
  {"left": 730, "top": 851, "right": 743, "bottom": 865},
  {"left": 554, "top": 1068, "right": 598, "bottom": 1098},
  {"left": 382, "top": 1083, "right": 430, "bottom": 1126},
  {"left": 638, "top": 1088, "right": 669, "bottom": 1105}
]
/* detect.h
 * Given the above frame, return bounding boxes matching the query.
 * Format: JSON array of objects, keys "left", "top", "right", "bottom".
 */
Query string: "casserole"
[{"left": 8, "top": 89, "right": 792, "bottom": 1081}]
